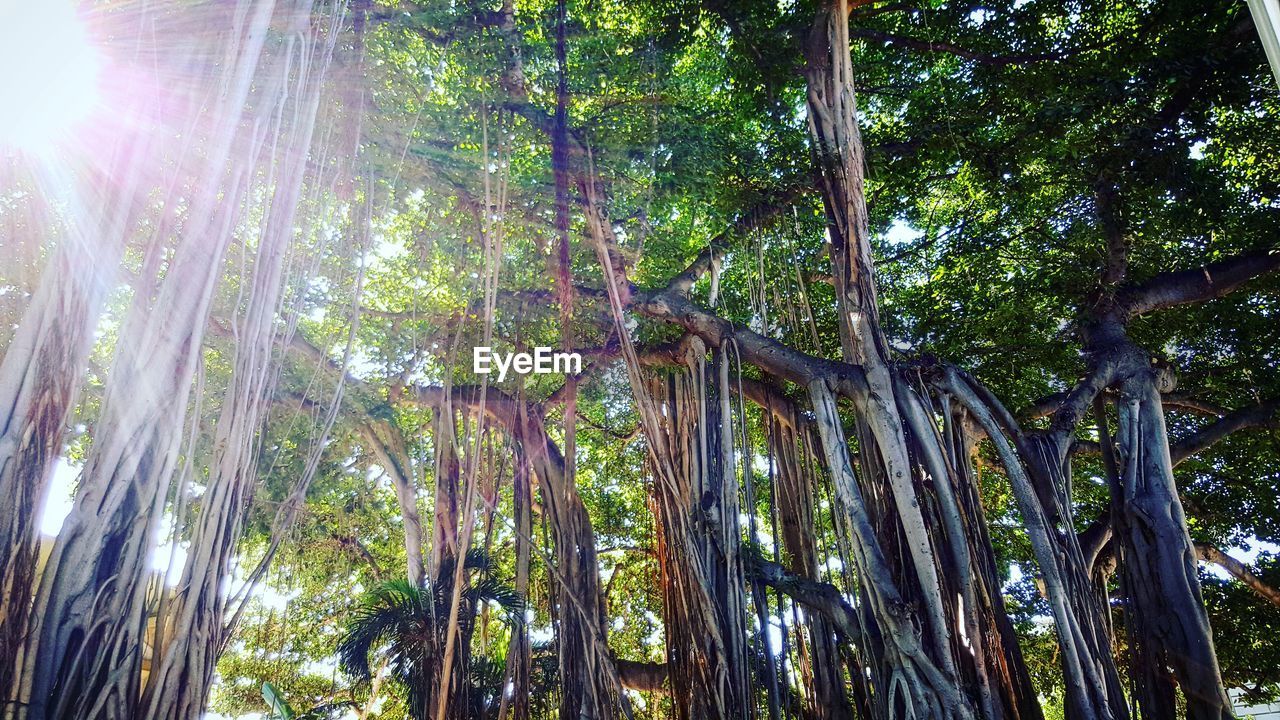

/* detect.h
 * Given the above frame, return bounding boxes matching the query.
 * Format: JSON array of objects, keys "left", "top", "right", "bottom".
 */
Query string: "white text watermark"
[{"left": 473, "top": 346, "right": 582, "bottom": 381}]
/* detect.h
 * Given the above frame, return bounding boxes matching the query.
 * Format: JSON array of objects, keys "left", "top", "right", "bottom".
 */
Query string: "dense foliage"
[{"left": 0, "top": 0, "right": 1276, "bottom": 719}]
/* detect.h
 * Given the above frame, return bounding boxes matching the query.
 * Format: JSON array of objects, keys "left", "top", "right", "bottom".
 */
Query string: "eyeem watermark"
[{"left": 473, "top": 346, "right": 582, "bottom": 381}]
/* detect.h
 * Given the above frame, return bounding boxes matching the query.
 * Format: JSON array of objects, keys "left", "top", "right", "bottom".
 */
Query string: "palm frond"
[
  {"left": 337, "top": 579, "right": 432, "bottom": 681},
  {"left": 465, "top": 576, "right": 524, "bottom": 619}
]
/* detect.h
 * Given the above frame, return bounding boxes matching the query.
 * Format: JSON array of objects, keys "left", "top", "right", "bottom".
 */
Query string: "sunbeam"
[{"left": 0, "top": 0, "right": 102, "bottom": 155}]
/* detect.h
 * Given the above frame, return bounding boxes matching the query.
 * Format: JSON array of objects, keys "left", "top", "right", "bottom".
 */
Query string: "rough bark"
[
  {"left": 937, "top": 370, "right": 1125, "bottom": 720},
  {"left": 1065, "top": 217, "right": 1257, "bottom": 718},
  {"left": 11, "top": 5, "right": 278, "bottom": 718},
  {"left": 139, "top": 9, "right": 345, "bottom": 716},
  {"left": 765, "top": 415, "right": 854, "bottom": 720},
  {"left": 0, "top": 240, "right": 120, "bottom": 704},
  {"left": 0, "top": 58, "right": 156, "bottom": 707},
  {"left": 649, "top": 341, "right": 752, "bottom": 720},
  {"left": 513, "top": 403, "right": 626, "bottom": 720},
  {"left": 1116, "top": 373, "right": 1233, "bottom": 720},
  {"left": 801, "top": 2, "right": 987, "bottom": 716},
  {"left": 937, "top": 401, "right": 1045, "bottom": 720},
  {"left": 410, "top": 384, "right": 627, "bottom": 720},
  {"left": 806, "top": 379, "right": 969, "bottom": 719}
]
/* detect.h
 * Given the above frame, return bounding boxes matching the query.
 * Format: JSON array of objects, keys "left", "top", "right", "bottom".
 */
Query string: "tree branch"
[
  {"left": 1195, "top": 543, "right": 1280, "bottom": 608},
  {"left": 1021, "top": 389, "right": 1229, "bottom": 421},
  {"left": 331, "top": 534, "right": 385, "bottom": 579},
  {"left": 1170, "top": 398, "right": 1280, "bottom": 466},
  {"left": 745, "top": 555, "right": 861, "bottom": 639},
  {"left": 1161, "top": 392, "right": 1230, "bottom": 418},
  {"left": 1119, "top": 245, "right": 1280, "bottom": 318}
]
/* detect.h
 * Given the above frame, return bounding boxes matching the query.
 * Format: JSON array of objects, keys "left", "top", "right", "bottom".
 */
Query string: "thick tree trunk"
[
  {"left": 1116, "top": 372, "right": 1233, "bottom": 720},
  {"left": 937, "top": 370, "right": 1125, "bottom": 720},
  {"left": 806, "top": 380, "right": 970, "bottom": 718},
  {"left": 10, "top": 5, "right": 278, "bottom": 718},
  {"left": 650, "top": 343, "right": 752, "bottom": 720},
  {"left": 940, "top": 406, "right": 1045, "bottom": 720},
  {"left": 0, "top": 82, "right": 155, "bottom": 706},
  {"left": 0, "top": 241, "right": 119, "bottom": 704},
  {"left": 802, "top": 3, "right": 986, "bottom": 717},
  {"left": 139, "top": 12, "right": 342, "bottom": 716}
]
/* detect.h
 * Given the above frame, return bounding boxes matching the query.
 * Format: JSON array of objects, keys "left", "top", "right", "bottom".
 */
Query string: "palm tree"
[
  {"left": 261, "top": 682, "right": 353, "bottom": 720},
  {"left": 337, "top": 551, "right": 523, "bottom": 720}
]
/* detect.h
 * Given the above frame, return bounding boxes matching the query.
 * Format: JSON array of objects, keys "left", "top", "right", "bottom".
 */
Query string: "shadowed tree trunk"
[
  {"left": 801, "top": 3, "right": 1011, "bottom": 717},
  {"left": 410, "top": 384, "right": 628, "bottom": 720},
  {"left": 935, "top": 370, "right": 1126, "bottom": 720},
  {"left": 431, "top": 405, "right": 462, "bottom": 577},
  {"left": 765, "top": 412, "right": 856, "bottom": 720},
  {"left": 515, "top": 403, "right": 627, "bottom": 720},
  {"left": 1063, "top": 195, "right": 1270, "bottom": 718},
  {"left": 1116, "top": 370, "right": 1233, "bottom": 719}
]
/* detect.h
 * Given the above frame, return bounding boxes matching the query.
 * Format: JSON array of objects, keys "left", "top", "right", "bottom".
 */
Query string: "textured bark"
[
  {"left": 1116, "top": 373, "right": 1233, "bottom": 720},
  {"left": 937, "top": 370, "right": 1125, "bottom": 720},
  {"left": 806, "top": 380, "right": 969, "bottom": 719},
  {"left": 431, "top": 406, "right": 462, "bottom": 578},
  {"left": 615, "top": 660, "right": 668, "bottom": 694},
  {"left": 649, "top": 342, "right": 752, "bottom": 720},
  {"left": 938, "top": 405, "right": 1045, "bottom": 720},
  {"left": 11, "top": 5, "right": 279, "bottom": 718},
  {"left": 0, "top": 242, "right": 119, "bottom": 704},
  {"left": 0, "top": 69, "right": 154, "bottom": 706},
  {"left": 410, "top": 384, "right": 627, "bottom": 720},
  {"left": 802, "top": 2, "right": 977, "bottom": 716},
  {"left": 623, "top": 216, "right": 1051, "bottom": 720},
  {"left": 765, "top": 414, "right": 853, "bottom": 720},
  {"left": 514, "top": 404, "right": 625, "bottom": 720},
  {"left": 432, "top": 417, "right": 487, "bottom": 720},
  {"left": 1067, "top": 224, "right": 1243, "bottom": 720},
  {"left": 139, "top": 8, "right": 344, "bottom": 716}
]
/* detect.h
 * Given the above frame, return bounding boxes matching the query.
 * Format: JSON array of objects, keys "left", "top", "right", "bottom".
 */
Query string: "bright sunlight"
[{"left": 0, "top": 1, "right": 101, "bottom": 154}]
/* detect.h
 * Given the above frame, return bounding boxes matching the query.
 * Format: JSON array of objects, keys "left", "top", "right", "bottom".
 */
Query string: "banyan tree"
[{"left": 0, "top": 0, "right": 1278, "bottom": 719}]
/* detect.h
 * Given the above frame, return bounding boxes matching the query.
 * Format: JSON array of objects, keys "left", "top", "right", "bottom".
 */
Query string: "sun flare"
[{"left": 0, "top": 0, "right": 102, "bottom": 154}]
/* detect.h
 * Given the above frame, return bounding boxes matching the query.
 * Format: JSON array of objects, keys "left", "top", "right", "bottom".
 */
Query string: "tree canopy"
[{"left": 0, "top": 1, "right": 1277, "bottom": 719}]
